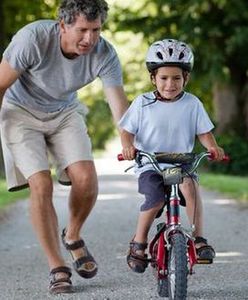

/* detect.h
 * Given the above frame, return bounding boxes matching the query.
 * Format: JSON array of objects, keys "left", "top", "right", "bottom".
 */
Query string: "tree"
[{"left": 111, "top": 0, "right": 248, "bottom": 137}]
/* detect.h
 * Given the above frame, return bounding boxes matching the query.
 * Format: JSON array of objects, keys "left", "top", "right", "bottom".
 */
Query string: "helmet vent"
[
  {"left": 156, "top": 51, "right": 163, "bottom": 60},
  {"left": 169, "top": 48, "right": 173, "bottom": 56},
  {"left": 179, "top": 52, "right": 185, "bottom": 60}
]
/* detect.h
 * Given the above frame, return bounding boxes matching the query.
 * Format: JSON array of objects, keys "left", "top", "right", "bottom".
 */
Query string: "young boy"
[{"left": 119, "top": 39, "right": 225, "bottom": 273}]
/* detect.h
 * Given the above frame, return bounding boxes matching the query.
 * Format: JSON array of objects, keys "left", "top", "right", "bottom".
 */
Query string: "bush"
[{"left": 199, "top": 135, "right": 248, "bottom": 176}]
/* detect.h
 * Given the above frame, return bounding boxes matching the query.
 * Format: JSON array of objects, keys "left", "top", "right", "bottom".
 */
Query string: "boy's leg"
[
  {"left": 180, "top": 178, "right": 215, "bottom": 260},
  {"left": 127, "top": 202, "right": 164, "bottom": 273},
  {"left": 136, "top": 170, "right": 167, "bottom": 243},
  {"left": 179, "top": 177, "right": 203, "bottom": 237},
  {"left": 135, "top": 202, "right": 165, "bottom": 244},
  {"left": 128, "top": 170, "right": 166, "bottom": 273}
]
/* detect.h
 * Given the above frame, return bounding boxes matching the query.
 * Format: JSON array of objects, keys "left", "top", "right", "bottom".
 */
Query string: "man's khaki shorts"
[{"left": 0, "top": 102, "right": 93, "bottom": 191}]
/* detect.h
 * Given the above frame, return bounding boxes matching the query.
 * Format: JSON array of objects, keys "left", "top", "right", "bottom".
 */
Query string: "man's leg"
[
  {"left": 62, "top": 160, "right": 98, "bottom": 272},
  {"left": 28, "top": 170, "right": 66, "bottom": 269},
  {"left": 64, "top": 160, "right": 98, "bottom": 239}
]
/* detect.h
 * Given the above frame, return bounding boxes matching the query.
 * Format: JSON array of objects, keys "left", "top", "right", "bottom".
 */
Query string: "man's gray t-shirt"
[
  {"left": 3, "top": 20, "right": 123, "bottom": 113},
  {"left": 118, "top": 91, "right": 214, "bottom": 175}
]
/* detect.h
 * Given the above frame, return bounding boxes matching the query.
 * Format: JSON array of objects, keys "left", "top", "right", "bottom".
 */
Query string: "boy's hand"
[
  {"left": 208, "top": 146, "right": 225, "bottom": 161},
  {"left": 122, "top": 145, "right": 136, "bottom": 160}
]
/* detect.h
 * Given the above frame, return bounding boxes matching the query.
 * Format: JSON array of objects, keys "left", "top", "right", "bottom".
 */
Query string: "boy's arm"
[
  {"left": 120, "top": 129, "right": 136, "bottom": 160},
  {"left": 197, "top": 131, "right": 225, "bottom": 161}
]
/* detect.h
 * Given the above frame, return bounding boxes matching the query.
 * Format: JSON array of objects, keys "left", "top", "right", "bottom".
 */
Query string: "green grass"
[
  {"left": 0, "top": 172, "right": 248, "bottom": 211},
  {"left": 200, "top": 173, "right": 248, "bottom": 201},
  {"left": 0, "top": 179, "right": 29, "bottom": 208}
]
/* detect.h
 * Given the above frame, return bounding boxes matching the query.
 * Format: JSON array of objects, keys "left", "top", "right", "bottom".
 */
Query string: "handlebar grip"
[
  {"left": 117, "top": 153, "right": 124, "bottom": 161},
  {"left": 207, "top": 152, "right": 215, "bottom": 160},
  {"left": 222, "top": 154, "right": 230, "bottom": 162},
  {"left": 117, "top": 149, "right": 138, "bottom": 161},
  {"left": 208, "top": 152, "right": 230, "bottom": 162}
]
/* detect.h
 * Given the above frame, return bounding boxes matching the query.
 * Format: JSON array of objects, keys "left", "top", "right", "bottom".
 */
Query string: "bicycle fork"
[
  {"left": 149, "top": 183, "right": 197, "bottom": 277},
  {"left": 169, "top": 184, "right": 198, "bottom": 272},
  {"left": 149, "top": 184, "right": 182, "bottom": 278}
]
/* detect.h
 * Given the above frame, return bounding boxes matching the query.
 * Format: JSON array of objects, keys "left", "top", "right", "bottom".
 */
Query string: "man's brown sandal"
[
  {"left": 127, "top": 240, "right": 149, "bottom": 273},
  {"left": 49, "top": 266, "right": 73, "bottom": 294},
  {"left": 61, "top": 228, "right": 98, "bottom": 279}
]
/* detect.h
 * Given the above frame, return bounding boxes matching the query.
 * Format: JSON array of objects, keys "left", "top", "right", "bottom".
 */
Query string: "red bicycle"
[{"left": 118, "top": 150, "right": 229, "bottom": 299}]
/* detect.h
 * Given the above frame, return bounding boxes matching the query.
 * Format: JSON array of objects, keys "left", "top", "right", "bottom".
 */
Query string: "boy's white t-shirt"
[{"left": 119, "top": 91, "right": 214, "bottom": 175}]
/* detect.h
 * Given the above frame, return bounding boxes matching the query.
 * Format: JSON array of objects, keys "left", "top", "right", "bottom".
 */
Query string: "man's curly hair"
[{"left": 58, "top": 0, "right": 109, "bottom": 24}]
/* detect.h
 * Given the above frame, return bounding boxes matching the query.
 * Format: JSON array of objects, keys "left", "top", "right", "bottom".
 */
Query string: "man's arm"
[
  {"left": 103, "top": 85, "right": 129, "bottom": 125},
  {"left": 104, "top": 85, "right": 136, "bottom": 159},
  {"left": 0, "top": 59, "right": 20, "bottom": 108}
]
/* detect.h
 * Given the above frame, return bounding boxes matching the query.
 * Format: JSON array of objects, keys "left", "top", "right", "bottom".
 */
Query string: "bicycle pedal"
[{"left": 197, "top": 258, "right": 213, "bottom": 264}]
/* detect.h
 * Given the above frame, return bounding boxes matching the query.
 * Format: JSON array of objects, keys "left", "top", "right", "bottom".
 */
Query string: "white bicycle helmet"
[{"left": 146, "top": 39, "right": 194, "bottom": 72}]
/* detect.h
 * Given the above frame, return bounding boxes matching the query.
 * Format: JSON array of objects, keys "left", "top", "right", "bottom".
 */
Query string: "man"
[{"left": 0, "top": 0, "right": 128, "bottom": 294}]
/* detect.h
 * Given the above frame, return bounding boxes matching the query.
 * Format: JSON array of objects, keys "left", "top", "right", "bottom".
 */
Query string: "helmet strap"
[{"left": 154, "top": 90, "right": 184, "bottom": 102}]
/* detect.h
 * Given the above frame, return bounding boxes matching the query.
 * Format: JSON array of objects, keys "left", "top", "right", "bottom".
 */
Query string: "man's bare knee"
[
  {"left": 28, "top": 171, "right": 53, "bottom": 200},
  {"left": 67, "top": 161, "right": 98, "bottom": 197}
]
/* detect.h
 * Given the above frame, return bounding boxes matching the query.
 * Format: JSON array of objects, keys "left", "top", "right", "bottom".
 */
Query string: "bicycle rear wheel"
[{"left": 167, "top": 232, "right": 188, "bottom": 300}]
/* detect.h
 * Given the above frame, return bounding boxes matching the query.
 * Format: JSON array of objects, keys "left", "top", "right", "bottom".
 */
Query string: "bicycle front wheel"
[
  {"left": 168, "top": 232, "right": 188, "bottom": 300},
  {"left": 157, "top": 277, "right": 169, "bottom": 298}
]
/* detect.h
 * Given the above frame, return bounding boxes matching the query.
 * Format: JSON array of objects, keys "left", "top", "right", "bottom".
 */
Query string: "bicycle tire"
[
  {"left": 157, "top": 277, "right": 169, "bottom": 297},
  {"left": 167, "top": 232, "right": 188, "bottom": 300}
]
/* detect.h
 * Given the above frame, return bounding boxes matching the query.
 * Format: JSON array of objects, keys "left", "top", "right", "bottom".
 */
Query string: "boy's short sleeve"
[
  {"left": 196, "top": 101, "right": 214, "bottom": 134},
  {"left": 118, "top": 96, "right": 141, "bottom": 134}
]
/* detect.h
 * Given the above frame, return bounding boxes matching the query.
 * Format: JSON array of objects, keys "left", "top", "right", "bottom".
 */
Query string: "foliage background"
[{"left": 1, "top": 0, "right": 248, "bottom": 175}]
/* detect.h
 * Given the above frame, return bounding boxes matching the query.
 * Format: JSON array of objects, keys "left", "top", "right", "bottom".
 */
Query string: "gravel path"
[{"left": 0, "top": 151, "right": 248, "bottom": 300}]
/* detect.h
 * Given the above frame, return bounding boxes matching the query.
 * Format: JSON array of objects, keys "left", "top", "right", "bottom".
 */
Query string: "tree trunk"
[
  {"left": 212, "top": 82, "right": 239, "bottom": 135},
  {"left": 241, "top": 81, "right": 248, "bottom": 139}
]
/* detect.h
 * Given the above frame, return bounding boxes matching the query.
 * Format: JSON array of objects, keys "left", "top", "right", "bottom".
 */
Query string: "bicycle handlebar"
[
  {"left": 117, "top": 150, "right": 230, "bottom": 175},
  {"left": 117, "top": 150, "right": 229, "bottom": 162}
]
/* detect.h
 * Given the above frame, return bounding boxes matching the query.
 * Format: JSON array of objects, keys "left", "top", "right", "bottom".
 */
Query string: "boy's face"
[
  {"left": 152, "top": 66, "right": 189, "bottom": 100},
  {"left": 60, "top": 14, "right": 102, "bottom": 58}
]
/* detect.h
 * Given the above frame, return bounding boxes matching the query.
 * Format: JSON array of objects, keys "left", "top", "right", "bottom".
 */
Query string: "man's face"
[{"left": 60, "top": 14, "right": 102, "bottom": 58}]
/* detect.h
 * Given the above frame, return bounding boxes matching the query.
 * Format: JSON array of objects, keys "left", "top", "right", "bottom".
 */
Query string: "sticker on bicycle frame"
[{"left": 162, "top": 167, "right": 183, "bottom": 185}]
